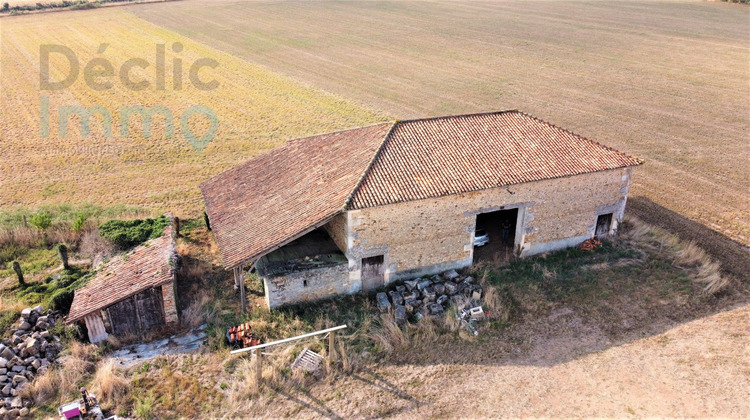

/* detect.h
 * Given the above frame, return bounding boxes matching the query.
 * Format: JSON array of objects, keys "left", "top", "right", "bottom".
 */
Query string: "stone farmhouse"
[{"left": 201, "top": 111, "right": 642, "bottom": 309}]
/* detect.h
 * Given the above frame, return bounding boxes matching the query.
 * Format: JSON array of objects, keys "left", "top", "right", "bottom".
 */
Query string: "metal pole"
[
  {"left": 254, "top": 347, "right": 262, "bottom": 387},
  {"left": 328, "top": 331, "right": 336, "bottom": 365}
]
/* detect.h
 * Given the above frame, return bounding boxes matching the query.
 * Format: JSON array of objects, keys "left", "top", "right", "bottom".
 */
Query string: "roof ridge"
[
  {"left": 285, "top": 121, "right": 393, "bottom": 143},
  {"left": 199, "top": 121, "right": 393, "bottom": 191},
  {"left": 344, "top": 121, "right": 398, "bottom": 209},
  {"left": 516, "top": 111, "right": 644, "bottom": 165},
  {"left": 397, "top": 109, "right": 519, "bottom": 125}
]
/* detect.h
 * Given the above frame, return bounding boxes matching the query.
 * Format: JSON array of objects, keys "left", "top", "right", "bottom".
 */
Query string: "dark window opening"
[
  {"left": 595, "top": 213, "right": 613, "bottom": 238},
  {"left": 303, "top": 279, "right": 308, "bottom": 287}
]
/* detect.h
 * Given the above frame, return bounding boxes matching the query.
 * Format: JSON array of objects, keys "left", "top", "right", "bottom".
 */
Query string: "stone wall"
[
  {"left": 263, "top": 263, "right": 353, "bottom": 308},
  {"left": 162, "top": 281, "right": 178, "bottom": 325},
  {"left": 345, "top": 168, "right": 632, "bottom": 284},
  {"left": 323, "top": 214, "right": 349, "bottom": 253}
]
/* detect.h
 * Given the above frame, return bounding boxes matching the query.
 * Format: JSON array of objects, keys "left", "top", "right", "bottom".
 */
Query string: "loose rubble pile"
[
  {"left": 0, "top": 306, "right": 63, "bottom": 418},
  {"left": 375, "top": 270, "right": 484, "bottom": 325}
]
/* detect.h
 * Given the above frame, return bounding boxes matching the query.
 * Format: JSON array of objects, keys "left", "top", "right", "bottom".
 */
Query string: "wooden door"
[
  {"left": 136, "top": 287, "right": 166, "bottom": 330},
  {"left": 361, "top": 255, "right": 384, "bottom": 291},
  {"left": 106, "top": 287, "right": 166, "bottom": 336},
  {"left": 107, "top": 296, "right": 139, "bottom": 336}
]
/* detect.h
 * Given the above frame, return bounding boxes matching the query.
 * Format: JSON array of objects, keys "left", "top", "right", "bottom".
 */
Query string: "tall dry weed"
[
  {"left": 79, "top": 228, "right": 116, "bottom": 263},
  {"left": 92, "top": 358, "right": 131, "bottom": 408},
  {"left": 369, "top": 314, "right": 408, "bottom": 354},
  {"left": 20, "top": 368, "right": 58, "bottom": 404},
  {"left": 624, "top": 217, "right": 729, "bottom": 295}
]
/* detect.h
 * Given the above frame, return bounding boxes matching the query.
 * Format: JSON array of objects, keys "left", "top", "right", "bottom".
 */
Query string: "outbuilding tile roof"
[
  {"left": 67, "top": 227, "right": 177, "bottom": 323},
  {"left": 201, "top": 111, "right": 642, "bottom": 268},
  {"left": 200, "top": 123, "right": 392, "bottom": 269}
]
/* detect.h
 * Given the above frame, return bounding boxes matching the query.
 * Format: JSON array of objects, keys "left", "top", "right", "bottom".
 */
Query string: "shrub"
[
  {"left": 50, "top": 289, "right": 75, "bottom": 313},
  {"left": 0, "top": 243, "right": 26, "bottom": 265},
  {"left": 29, "top": 211, "right": 52, "bottom": 231},
  {"left": 98, "top": 216, "right": 169, "bottom": 250},
  {"left": 72, "top": 213, "right": 87, "bottom": 232}
]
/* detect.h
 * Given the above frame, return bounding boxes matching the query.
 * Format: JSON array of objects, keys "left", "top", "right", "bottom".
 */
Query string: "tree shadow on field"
[
  {"left": 275, "top": 387, "right": 344, "bottom": 420},
  {"left": 628, "top": 196, "right": 749, "bottom": 282}
]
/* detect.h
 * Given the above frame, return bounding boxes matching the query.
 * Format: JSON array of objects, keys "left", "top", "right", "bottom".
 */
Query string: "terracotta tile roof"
[
  {"left": 349, "top": 111, "right": 642, "bottom": 209},
  {"left": 202, "top": 111, "right": 642, "bottom": 268},
  {"left": 67, "top": 227, "right": 177, "bottom": 323},
  {"left": 200, "top": 123, "right": 393, "bottom": 269}
]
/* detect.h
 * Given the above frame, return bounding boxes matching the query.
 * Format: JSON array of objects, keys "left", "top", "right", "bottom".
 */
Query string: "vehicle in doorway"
[{"left": 473, "top": 227, "right": 489, "bottom": 247}]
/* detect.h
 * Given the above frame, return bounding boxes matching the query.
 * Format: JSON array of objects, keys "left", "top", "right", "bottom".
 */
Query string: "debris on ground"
[
  {"left": 111, "top": 324, "right": 207, "bottom": 368},
  {"left": 58, "top": 386, "right": 106, "bottom": 420},
  {"left": 375, "top": 271, "right": 485, "bottom": 323},
  {"left": 226, "top": 323, "right": 262, "bottom": 349},
  {"left": 291, "top": 347, "right": 323, "bottom": 375},
  {"left": 578, "top": 238, "right": 603, "bottom": 251},
  {"left": 456, "top": 306, "right": 485, "bottom": 336}
]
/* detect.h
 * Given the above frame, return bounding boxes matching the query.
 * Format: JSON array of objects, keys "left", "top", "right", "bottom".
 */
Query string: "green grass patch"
[
  {"left": 0, "top": 247, "right": 58, "bottom": 280},
  {"left": 11, "top": 265, "right": 92, "bottom": 312},
  {"left": 0, "top": 309, "right": 19, "bottom": 333},
  {"left": 98, "top": 215, "right": 170, "bottom": 250},
  {"left": 0, "top": 203, "right": 147, "bottom": 230}
]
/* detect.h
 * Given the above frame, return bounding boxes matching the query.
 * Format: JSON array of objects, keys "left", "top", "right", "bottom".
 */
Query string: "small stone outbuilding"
[
  {"left": 67, "top": 226, "right": 179, "bottom": 343},
  {"left": 201, "top": 111, "right": 642, "bottom": 309}
]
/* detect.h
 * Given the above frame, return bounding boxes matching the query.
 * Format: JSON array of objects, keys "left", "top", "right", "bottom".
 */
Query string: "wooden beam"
[{"left": 232, "top": 267, "right": 240, "bottom": 289}]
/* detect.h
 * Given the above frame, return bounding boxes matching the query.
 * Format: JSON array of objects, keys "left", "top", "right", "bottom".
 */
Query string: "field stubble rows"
[
  {"left": 0, "top": 9, "right": 387, "bottom": 213},
  {"left": 132, "top": 0, "right": 750, "bottom": 245}
]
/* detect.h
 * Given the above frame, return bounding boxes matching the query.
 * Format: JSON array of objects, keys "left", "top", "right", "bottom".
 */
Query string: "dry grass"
[
  {"left": 622, "top": 216, "right": 731, "bottom": 295},
  {"left": 92, "top": 358, "right": 131, "bottom": 410},
  {"left": 0, "top": 8, "right": 386, "bottom": 217},
  {"left": 369, "top": 314, "right": 408, "bottom": 354},
  {"left": 24, "top": 341, "right": 101, "bottom": 406},
  {"left": 0, "top": 294, "right": 27, "bottom": 313},
  {"left": 79, "top": 228, "right": 116, "bottom": 263},
  {"left": 180, "top": 290, "right": 214, "bottom": 329},
  {"left": 0, "top": 225, "right": 82, "bottom": 249},
  {"left": 20, "top": 368, "right": 58, "bottom": 403}
]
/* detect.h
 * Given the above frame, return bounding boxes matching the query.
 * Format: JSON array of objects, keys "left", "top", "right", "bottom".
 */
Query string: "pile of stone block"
[
  {"left": 375, "top": 270, "right": 484, "bottom": 325},
  {"left": 0, "top": 306, "right": 63, "bottom": 418}
]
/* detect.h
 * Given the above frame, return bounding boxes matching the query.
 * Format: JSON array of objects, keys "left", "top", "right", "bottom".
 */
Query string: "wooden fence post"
[
  {"left": 254, "top": 347, "right": 262, "bottom": 387},
  {"left": 329, "top": 331, "right": 336, "bottom": 365},
  {"left": 240, "top": 266, "right": 247, "bottom": 313}
]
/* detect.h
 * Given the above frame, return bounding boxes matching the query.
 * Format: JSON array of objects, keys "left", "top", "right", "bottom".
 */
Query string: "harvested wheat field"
[
  {"left": 133, "top": 0, "right": 750, "bottom": 247},
  {"left": 0, "top": 8, "right": 386, "bottom": 214}
]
